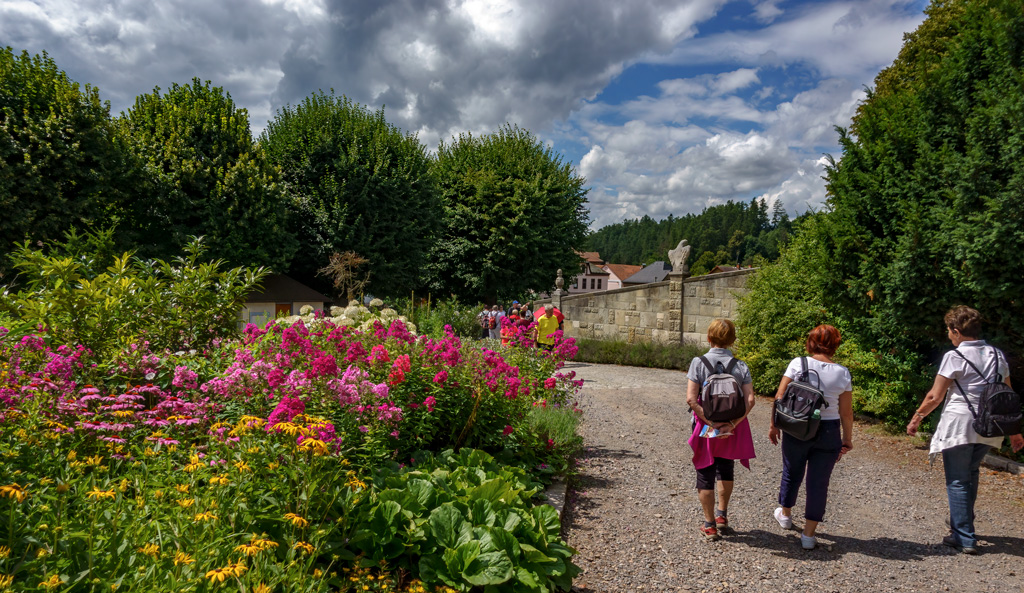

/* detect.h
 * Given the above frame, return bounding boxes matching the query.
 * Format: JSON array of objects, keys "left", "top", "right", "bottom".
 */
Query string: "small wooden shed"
[{"left": 241, "top": 274, "right": 330, "bottom": 326}]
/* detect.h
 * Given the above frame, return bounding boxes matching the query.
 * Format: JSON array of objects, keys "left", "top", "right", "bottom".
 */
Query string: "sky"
[{"left": 1, "top": 0, "right": 931, "bottom": 229}]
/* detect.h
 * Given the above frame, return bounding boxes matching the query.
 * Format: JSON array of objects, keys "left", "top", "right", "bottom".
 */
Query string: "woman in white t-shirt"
[
  {"left": 906, "top": 306, "right": 1024, "bottom": 554},
  {"left": 768, "top": 324, "right": 854, "bottom": 550}
]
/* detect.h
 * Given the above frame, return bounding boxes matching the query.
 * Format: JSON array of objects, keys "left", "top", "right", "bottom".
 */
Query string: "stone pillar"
[
  {"left": 552, "top": 269, "right": 564, "bottom": 311},
  {"left": 667, "top": 271, "right": 685, "bottom": 345}
]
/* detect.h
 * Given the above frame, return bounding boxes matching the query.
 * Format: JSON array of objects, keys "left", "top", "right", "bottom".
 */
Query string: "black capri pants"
[{"left": 695, "top": 457, "right": 735, "bottom": 490}]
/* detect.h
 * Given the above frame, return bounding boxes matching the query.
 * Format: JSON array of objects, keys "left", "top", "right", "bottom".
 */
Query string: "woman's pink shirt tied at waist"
[{"left": 687, "top": 417, "right": 756, "bottom": 470}]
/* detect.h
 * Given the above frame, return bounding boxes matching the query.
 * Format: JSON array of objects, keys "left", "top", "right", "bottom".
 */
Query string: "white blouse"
[{"left": 929, "top": 340, "right": 1006, "bottom": 455}]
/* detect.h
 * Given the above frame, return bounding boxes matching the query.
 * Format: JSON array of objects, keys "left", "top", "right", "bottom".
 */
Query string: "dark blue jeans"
[
  {"left": 942, "top": 443, "right": 990, "bottom": 548},
  {"left": 778, "top": 420, "right": 842, "bottom": 522}
]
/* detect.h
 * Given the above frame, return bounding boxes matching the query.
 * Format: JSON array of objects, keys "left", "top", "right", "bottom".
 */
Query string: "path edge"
[{"left": 983, "top": 453, "right": 1023, "bottom": 475}]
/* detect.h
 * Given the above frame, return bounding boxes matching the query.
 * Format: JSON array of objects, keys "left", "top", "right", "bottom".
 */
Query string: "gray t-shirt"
[{"left": 687, "top": 347, "right": 752, "bottom": 386}]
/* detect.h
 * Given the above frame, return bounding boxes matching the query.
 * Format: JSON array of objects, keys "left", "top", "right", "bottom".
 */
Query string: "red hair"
[{"left": 805, "top": 324, "right": 841, "bottom": 357}]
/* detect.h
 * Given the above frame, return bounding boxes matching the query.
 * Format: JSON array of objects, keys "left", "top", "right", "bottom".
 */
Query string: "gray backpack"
[{"left": 698, "top": 356, "right": 745, "bottom": 422}]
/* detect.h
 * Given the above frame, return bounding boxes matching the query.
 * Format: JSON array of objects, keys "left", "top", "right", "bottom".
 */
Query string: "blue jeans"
[
  {"left": 778, "top": 420, "right": 842, "bottom": 522},
  {"left": 942, "top": 443, "right": 990, "bottom": 548}
]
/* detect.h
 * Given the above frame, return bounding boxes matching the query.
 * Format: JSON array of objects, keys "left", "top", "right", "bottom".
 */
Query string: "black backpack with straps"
[
  {"left": 773, "top": 357, "right": 829, "bottom": 441},
  {"left": 698, "top": 356, "right": 746, "bottom": 422},
  {"left": 952, "top": 347, "right": 1022, "bottom": 438}
]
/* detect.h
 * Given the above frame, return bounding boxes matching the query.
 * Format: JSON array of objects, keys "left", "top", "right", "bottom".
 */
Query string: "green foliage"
[
  {"left": 394, "top": 296, "right": 484, "bottom": 339},
  {"left": 362, "top": 449, "right": 580, "bottom": 592},
  {"left": 735, "top": 214, "right": 932, "bottom": 421},
  {"left": 260, "top": 92, "right": 439, "bottom": 297},
  {"left": 0, "top": 48, "right": 129, "bottom": 267},
  {"left": 117, "top": 78, "right": 296, "bottom": 271},
  {"left": 572, "top": 338, "right": 704, "bottom": 371},
  {"left": 0, "top": 234, "right": 266, "bottom": 359},
  {"left": 585, "top": 199, "right": 793, "bottom": 269},
  {"left": 826, "top": 0, "right": 1024, "bottom": 362},
  {"left": 427, "top": 125, "right": 590, "bottom": 301}
]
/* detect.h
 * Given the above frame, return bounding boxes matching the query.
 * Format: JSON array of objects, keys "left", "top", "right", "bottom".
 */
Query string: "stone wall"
[
  {"left": 558, "top": 280, "right": 676, "bottom": 344},
  {"left": 544, "top": 268, "right": 756, "bottom": 346},
  {"left": 680, "top": 269, "right": 752, "bottom": 345}
]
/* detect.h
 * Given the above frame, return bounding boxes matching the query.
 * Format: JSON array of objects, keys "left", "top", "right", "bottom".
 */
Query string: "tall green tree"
[
  {"left": 825, "top": 0, "right": 1024, "bottom": 359},
  {"left": 260, "top": 93, "right": 438, "bottom": 297},
  {"left": 427, "top": 125, "right": 590, "bottom": 301},
  {"left": 0, "top": 48, "right": 129, "bottom": 269},
  {"left": 118, "top": 79, "right": 296, "bottom": 271},
  {"left": 585, "top": 198, "right": 784, "bottom": 269}
]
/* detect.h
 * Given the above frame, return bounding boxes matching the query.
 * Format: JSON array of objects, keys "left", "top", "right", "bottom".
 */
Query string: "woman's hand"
[
  {"left": 838, "top": 439, "right": 853, "bottom": 460},
  {"left": 906, "top": 415, "right": 922, "bottom": 436},
  {"left": 769, "top": 426, "right": 780, "bottom": 446},
  {"left": 1011, "top": 434, "right": 1024, "bottom": 453}
]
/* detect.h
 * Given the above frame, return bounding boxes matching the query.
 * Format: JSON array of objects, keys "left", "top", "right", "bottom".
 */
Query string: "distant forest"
[{"left": 584, "top": 199, "right": 800, "bottom": 275}]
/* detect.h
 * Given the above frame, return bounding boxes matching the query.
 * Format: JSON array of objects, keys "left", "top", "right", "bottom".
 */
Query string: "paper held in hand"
[{"left": 697, "top": 424, "right": 732, "bottom": 438}]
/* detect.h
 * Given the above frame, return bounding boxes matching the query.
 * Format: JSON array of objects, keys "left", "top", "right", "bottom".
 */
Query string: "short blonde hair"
[{"left": 707, "top": 319, "right": 736, "bottom": 348}]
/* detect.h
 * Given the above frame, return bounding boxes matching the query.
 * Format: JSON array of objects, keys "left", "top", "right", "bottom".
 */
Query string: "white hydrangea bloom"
[
  {"left": 369, "top": 298, "right": 384, "bottom": 308},
  {"left": 380, "top": 307, "right": 397, "bottom": 320},
  {"left": 299, "top": 305, "right": 314, "bottom": 315},
  {"left": 337, "top": 317, "right": 355, "bottom": 327},
  {"left": 330, "top": 306, "right": 344, "bottom": 317}
]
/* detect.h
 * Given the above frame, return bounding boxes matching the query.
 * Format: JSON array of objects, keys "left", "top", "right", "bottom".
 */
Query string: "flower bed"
[{"left": 0, "top": 318, "right": 583, "bottom": 592}]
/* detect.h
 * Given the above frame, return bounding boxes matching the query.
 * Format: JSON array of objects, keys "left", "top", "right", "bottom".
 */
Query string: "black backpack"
[
  {"left": 952, "top": 348, "right": 1022, "bottom": 438},
  {"left": 773, "top": 357, "right": 829, "bottom": 441},
  {"left": 698, "top": 356, "right": 746, "bottom": 422}
]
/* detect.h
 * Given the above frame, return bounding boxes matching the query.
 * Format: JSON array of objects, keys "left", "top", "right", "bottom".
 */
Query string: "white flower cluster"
[{"left": 274, "top": 300, "right": 416, "bottom": 335}]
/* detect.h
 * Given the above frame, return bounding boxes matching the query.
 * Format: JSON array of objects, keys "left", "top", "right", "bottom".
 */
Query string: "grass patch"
[{"left": 573, "top": 338, "right": 705, "bottom": 371}]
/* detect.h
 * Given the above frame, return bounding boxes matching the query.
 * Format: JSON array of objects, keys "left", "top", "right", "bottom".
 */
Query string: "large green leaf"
[
  {"left": 429, "top": 503, "right": 469, "bottom": 549},
  {"left": 463, "top": 550, "right": 514, "bottom": 586}
]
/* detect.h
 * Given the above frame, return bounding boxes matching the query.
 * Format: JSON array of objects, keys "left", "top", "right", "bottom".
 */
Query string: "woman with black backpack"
[
  {"left": 906, "top": 306, "right": 1024, "bottom": 555},
  {"left": 768, "top": 324, "right": 853, "bottom": 550},
  {"left": 685, "top": 319, "right": 756, "bottom": 542}
]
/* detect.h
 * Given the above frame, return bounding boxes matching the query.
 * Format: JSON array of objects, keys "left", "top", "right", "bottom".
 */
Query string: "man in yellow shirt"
[{"left": 536, "top": 304, "right": 560, "bottom": 351}]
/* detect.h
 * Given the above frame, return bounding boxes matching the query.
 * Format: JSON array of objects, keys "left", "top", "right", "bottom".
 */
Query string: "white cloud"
[{"left": 0, "top": 0, "right": 927, "bottom": 232}]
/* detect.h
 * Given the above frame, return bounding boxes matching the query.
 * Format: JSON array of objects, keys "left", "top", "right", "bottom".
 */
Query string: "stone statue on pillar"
[{"left": 669, "top": 239, "right": 691, "bottom": 277}]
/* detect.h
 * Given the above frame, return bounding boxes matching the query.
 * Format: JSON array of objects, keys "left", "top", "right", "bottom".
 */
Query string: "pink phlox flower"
[
  {"left": 387, "top": 367, "right": 405, "bottom": 386},
  {"left": 422, "top": 396, "right": 436, "bottom": 412},
  {"left": 393, "top": 354, "right": 411, "bottom": 373},
  {"left": 387, "top": 319, "right": 415, "bottom": 343},
  {"left": 544, "top": 378, "right": 557, "bottom": 389},
  {"left": 308, "top": 354, "right": 339, "bottom": 379},
  {"left": 266, "top": 396, "right": 306, "bottom": 428},
  {"left": 502, "top": 425, "right": 514, "bottom": 437},
  {"left": 172, "top": 366, "right": 199, "bottom": 390},
  {"left": 369, "top": 345, "right": 391, "bottom": 364},
  {"left": 432, "top": 370, "right": 448, "bottom": 384},
  {"left": 234, "top": 348, "right": 255, "bottom": 365},
  {"left": 372, "top": 383, "right": 389, "bottom": 399},
  {"left": 345, "top": 342, "right": 367, "bottom": 363}
]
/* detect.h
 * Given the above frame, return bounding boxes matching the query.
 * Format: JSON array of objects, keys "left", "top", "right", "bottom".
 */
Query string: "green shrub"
[
  {"left": 735, "top": 214, "right": 932, "bottom": 422},
  {"left": 0, "top": 234, "right": 266, "bottom": 358},
  {"left": 395, "top": 296, "right": 483, "bottom": 339},
  {"left": 572, "top": 338, "right": 704, "bottom": 371}
]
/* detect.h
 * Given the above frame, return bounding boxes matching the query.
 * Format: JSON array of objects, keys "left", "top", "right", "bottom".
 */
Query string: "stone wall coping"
[
  {"left": 559, "top": 280, "right": 670, "bottom": 303},
  {"left": 681, "top": 268, "right": 759, "bottom": 284}
]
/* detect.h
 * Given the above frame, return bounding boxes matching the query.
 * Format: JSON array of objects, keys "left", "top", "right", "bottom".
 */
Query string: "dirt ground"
[{"left": 561, "top": 362, "right": 1024, "bottom": 593}]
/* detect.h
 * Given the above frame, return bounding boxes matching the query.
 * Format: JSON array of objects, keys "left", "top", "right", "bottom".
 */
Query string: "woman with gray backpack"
[
  {"left": 768, "top": 324, "right": 853, "bottom": 550},
  {"left": 685, "top": 319, "right": 756, "bottom": 542},
  {"left": 906, "top": 306, "right": 1024, "bottom": 555}
]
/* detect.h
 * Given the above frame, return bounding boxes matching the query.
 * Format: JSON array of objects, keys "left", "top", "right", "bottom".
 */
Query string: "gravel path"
[{"left": 562, "top": 362, "right": 1024, "bottom": 593}]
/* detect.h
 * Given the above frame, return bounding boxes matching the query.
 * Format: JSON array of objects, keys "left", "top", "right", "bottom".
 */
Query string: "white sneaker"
[
  {"left": 774, "top": 507, "right": 793, "bottom": 530},
  {"left": 801, "top": 534, "right": 816, "bottom": 549}
]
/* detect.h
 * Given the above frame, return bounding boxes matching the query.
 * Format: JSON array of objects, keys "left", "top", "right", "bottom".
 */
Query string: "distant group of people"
[
  {"left": 477, "top": 301, "right": 562, "bottom": 350},
  {"left": 685, "top": 307, "right": 1023, "bottom": 554}
]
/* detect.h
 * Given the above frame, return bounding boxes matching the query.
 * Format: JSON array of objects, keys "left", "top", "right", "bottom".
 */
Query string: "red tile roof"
[{"left": 603, "top": 263, "right": 644, "bottom": 282}]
